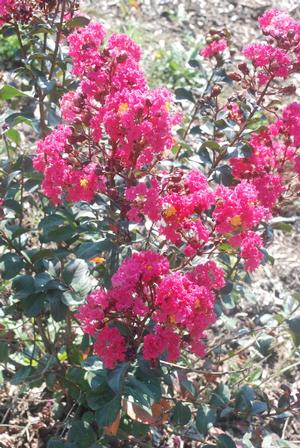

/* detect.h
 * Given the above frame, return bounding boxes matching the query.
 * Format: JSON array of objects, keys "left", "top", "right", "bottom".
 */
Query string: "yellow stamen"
[
  {"left": 163, "top": 205, "right": 177, "bottom": 218},
  {"left": 80, "top": 178, "right": 89, "bottom": 188},
  {"left": 90, "top": 256, "right": 105, "bottom": 264},
  {"left": 194, "top": 299, "right": 202, "bottom": 310},
  {"left": 230, "top": 215, "right": 242, "bottom": 227},
  {"left": 128, "top": 0, "right": 138, "bottom": 8},
  {"left": 168, "top": 314, "right": 176, "bottom": 325},
  {"left": 165, "top": 101, "right": 171, "bottom": 112},
  {"left": 118, "top": 102, "right": 129, "bottom": 113}
]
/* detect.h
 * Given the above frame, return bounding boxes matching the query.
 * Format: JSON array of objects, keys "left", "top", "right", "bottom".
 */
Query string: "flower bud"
[
  {"left": 281, "top": 84, "right": 297, "bottom": 95},
  {"left": 117, "top": 51, "right": 128, "bottom": 63},
  {"left": 238, "top": 62, "right": 249, "bottom": 75},
  {"left": 292, "top": 62, "right": 300, "bottom": 72},
  {"left": 227, "top": 71, "right": 242, "bottom": 81},
  {"left": 211, "top": 84, "right": 222, "bottom": 97}
]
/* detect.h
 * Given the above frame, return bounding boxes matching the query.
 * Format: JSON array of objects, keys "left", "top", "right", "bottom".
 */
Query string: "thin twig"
[
  {"left": 160, "top": 360, "right": 249, "bottom": 375},
  {"left": 49, "top": 0, "right": 67, "bottom": 79}
]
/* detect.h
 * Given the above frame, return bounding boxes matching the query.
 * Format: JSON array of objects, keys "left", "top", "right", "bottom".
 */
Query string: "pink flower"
[
  {"left": 112, "top": 251, "right": 169, "bottom": 289},
  {"left": 143, "top": 326, "right": 180, "bottom": 362},
  {"left": 67, "top": 22, "right": 106, "bottom": 77},
  {"left": 213, "top": 181, "right": 269, "bottom": 234},
  {"left": 107, "top": 33, "right": 141, "bottom": 61},
  {"left": 155, "top": 273, "right": 215, "bottom": 329},
  {"left": 103, "top": 87, "right": 179, "bottom": 168},
  {"left": 282, "top": 102, "right": 300, "bottom": 147},
  {"left": 76, "top": 288, "right": 108, "bottom": 335},
  {"left": 94, "top": 327, "right": 126, "bottom": 369},
  {"left": 0, "top": 0, "right": 13, "bottom": 24},
  {"left": 187, "top": 260, "right": 225, "bottom": 291},
  {"left": 78, "top": 250, "right": 222, "bottom": 366},
  {"left": 294, "top": 155, "right": 300, "bottom": 178},
  {"left": 201, "top": 39, "right": 228, "bottom": 58},
  {"left": 243, "top": 43, "right": 291, "bottom": 78},
  {"left": 253, "top": 174, "right": 284, "bottom": 208},
  {"left": 33, "top": 125, "right": 106, "bottom": 203},
  {"left": 258, "top": 9, "right": 300, "bottom": 41},
  {"left": 125, "top": 178, "right": 161, "bottom": 222},
  {"left": 240, "top": 231, "right": 264, "bottom": 271}
]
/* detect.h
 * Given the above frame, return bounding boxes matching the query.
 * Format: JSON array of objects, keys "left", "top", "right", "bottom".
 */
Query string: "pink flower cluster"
[
  {"left": 243, "top": 43, "right": 292, "bottom": 80},
  {"left": 125, "top": 171, "right": 269, "bottom": 270},
  {"left": 201, "top": 38, "right": 228, "bottom": 59},
  {"left": 126, "top": 169, "right": 214, "bottom": 256},
  {"left": 0, "top": 0, "right": 54, "bottom": 25},
  {"left": 231, "top": 103, "right": 300, "bottom": 211},
  {"left": 33, "top": 125, "right": 106, "bottom": 204},
  {"left": 242, "top": 9, "right": 300, "bottom": 84},
  {"left": 34, "top": 22, "right": 179, "bottom": 203},
  {"left": 76, "top": 251, "right": 225, "bottom": 369},
  {"left": 258, "top": 9, "right": 300, "bottom": 50}
]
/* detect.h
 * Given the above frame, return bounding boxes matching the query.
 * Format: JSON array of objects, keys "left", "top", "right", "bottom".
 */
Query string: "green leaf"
[
  {"left": 210, "top": 383, "right": 231, "bottom": 408},
  {"left": 180, "top": 378, "right": 196, "bottom": 397},
  {"left": 13, "top": 275, "right": 35, "bottom": 299},
  {"left": 67, "top": 420, "right": 96, "bottom": 448},
  {"left": 0, "top": 342, "right": 9, "bottom": 363},
  {"left": 66, "top": 15, "right": 91, "bottom": 29},
  {"left": 3, "top": 199, "right": 22, "bottom": 215},
  {"left": 216, "top": 434, "right": 237, "bottom": 448},
  {"left": 67, "top": 366, "right": 87, "bottom": 387},
  {"left": 82, "top": 356, "right": 104, "bottom": 371},
  {"left": 0, "top": 85, "right": 30, "bottom": 100},
  {"left": 107, "top": 362, "right": 129, "bottom": 393},
  {"left": 47, "top": 440, "right": 77, "bottom": 448},
  {"left": 171, "top": 402, "right": 191, "bottom": 426},
  {"left": 272, "top": 222, "right": 293, "bottom": 232},
  {"left": 235, "top": 385, "right": 255, "bottom": 413},
  {"left": 34, "top": 272, "right": 52, "bottom": 291},
  {"left": 11, "top": 366, "right": 33, "bottom": 385},
  {"left": 37, "top": 77, "right": 56, "bottom": 95},
  {"left": 196, "top": 404, "right": 216, "bottom": 436},
  {"left": 120, "top": 418, "right": 149, "bottom": 438},
  {"left": 127, "top": 375, "right": 161, "bottom": 402},
  {"left": 4, "top": 128, "right": 21, "bottom": 144},
  {"left": 61, "top": 291, "right": 83, "bottom": 306},
  {"left": 21, "top": 292, "right": 45, "bottom": 317},
  {"left": 213, "top": 165, "right": 234, "bottom": 186},
  {"left": 201, "top": 140, "right": 221, "bottom": 152},
  {"left": 39, "top": 214, "right": 65, "bottom": 243},
  {"left": 76, "top": 239, "right": 112, "bottom": 260},
  {"left": 255, "top": 335, "right": 274, "bottom": 356},
  {"left": 85, "top": 370, "right": 107, "bottom": 390},
  {"left": 5, "top": 112, "right": 33, "bottom": 127},
  {"left": 175, "top": 87, "right": 195, "bottom": 103},
  {"left": 48, "top": 290, "right": 67, "bottom": 322},
  {"left": 288, "top": 316, "right": 300, "bottom": 346},
  {"left": 95, "top": 394, "right": 121, "bottom": 427},
  {"left": 48, "top": 225, "right": 76, "bottom": 242},
  {"left": 63, "top": 259, "right": 91, "bottom": 297},
  {"left": 30, "top": 249, "right": 57, "bottom": 263},
  {"left": 251, "top": 401, "right": 268, "bottom": 415},
  {"left": 0, "top": 253, "right": 25, "bottom": 280}
]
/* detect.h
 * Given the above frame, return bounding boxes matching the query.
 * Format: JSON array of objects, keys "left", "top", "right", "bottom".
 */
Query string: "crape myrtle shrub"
[{"left": 0, "top": 2, "right": 300, "bottom": 447}]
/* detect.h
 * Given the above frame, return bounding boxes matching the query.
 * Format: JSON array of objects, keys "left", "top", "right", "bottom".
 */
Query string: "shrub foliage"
[{"left": 0, "top": 2, "right": 299, "bottom": 447}]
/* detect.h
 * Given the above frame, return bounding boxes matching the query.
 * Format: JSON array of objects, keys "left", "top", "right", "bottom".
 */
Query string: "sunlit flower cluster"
[
  {"left": 76, "top": 251, "right": 224, "bottom": 369},
  {"left": 34, "top": 22, "right": 179, "bottom": 203}
]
